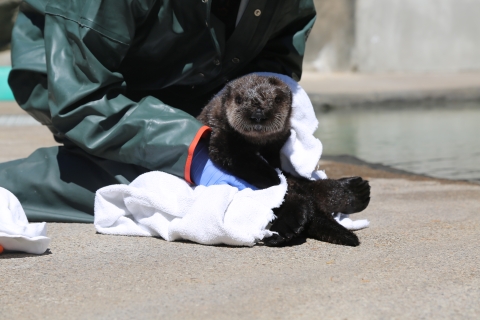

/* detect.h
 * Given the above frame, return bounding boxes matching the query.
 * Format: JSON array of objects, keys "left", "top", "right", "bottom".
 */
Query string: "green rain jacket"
[{"left": 5, "top": 0, "right": 316, "bottom": 222}]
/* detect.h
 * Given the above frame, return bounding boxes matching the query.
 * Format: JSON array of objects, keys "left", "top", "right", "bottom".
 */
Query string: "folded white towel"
[
  {"left": 95, "top": 170, "right": 287, "bottom": 246},
  {"left": 0, "top": 187, "right": 50, "bottom": 254}
]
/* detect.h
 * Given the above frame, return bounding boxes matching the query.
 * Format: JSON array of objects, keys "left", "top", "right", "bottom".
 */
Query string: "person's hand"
[{"left": 190, "top": 139, "right": 258, "bottom": 190}]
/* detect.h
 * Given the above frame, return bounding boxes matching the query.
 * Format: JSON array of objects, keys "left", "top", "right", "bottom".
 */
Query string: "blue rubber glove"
[{"left": 190, "top": 139, "right": 258, "bottom": 190}]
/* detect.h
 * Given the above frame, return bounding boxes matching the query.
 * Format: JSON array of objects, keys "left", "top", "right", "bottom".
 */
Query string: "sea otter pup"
[{"left": 197, "top": 74, "right": 370, "bottom": 247}]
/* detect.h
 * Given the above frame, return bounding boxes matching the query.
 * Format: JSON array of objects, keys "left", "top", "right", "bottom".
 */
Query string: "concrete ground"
[{"left": 0, "top": 70, "right": 479, "bottom": 319}]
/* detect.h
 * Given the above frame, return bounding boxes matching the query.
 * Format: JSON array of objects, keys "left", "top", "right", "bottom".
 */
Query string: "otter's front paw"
[
  {"left": 263, "top": 195, "right": 309, "bottom": 247},
  {"left": 254, "top": 169, "right": 281, "bottom": 189},
  {"left": 245, "top": 167, "right": 280, "bottom": 189},
  {"left": 337, "top": 177, "right": 370, "bottom": 214}
]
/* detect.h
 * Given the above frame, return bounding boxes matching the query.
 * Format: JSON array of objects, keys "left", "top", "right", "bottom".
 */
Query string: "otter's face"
[{"left": 224, "top": 75, "right": 292, "bottom": 143}]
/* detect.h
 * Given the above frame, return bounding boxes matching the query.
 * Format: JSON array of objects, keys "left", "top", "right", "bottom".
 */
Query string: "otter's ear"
[{"left": 221, "top": 85, "right": 232, "bottom": 105}]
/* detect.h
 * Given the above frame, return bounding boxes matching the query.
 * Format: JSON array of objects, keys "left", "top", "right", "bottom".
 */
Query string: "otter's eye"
[
  {"left": 275, "top": 96, "right": 283, "bottom": 104},
  {"left": 235, "top": 96, "right": 243, "bottom": 104}
]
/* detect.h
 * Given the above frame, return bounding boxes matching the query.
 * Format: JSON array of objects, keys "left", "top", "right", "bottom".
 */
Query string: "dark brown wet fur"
[{"left": 198, "top": 74, "right": 370, "bottom": 247}]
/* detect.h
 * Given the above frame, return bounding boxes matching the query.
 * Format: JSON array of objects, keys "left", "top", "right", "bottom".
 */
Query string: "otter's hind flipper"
[
  {"left": 337, "top": 177, "right": 371, "bottom": 214},
  {"left": 307, "top": 213, "right": 360, "bottom": 247},
  {"left": 263, "top": 193, "right": 310, "bottom": 247},
  {"left": 311, "top": 177, "right": 370, "bottom": 215}
]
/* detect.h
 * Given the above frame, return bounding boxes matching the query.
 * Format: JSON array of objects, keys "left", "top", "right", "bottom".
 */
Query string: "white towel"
[
  {"left": 0, "top": 187, "right": 50, "bottom": 254},
  {"left": 256, "top": 72, "right": 326, "bottom": 180},
  {"left": 95, "top": 170, "right": 287, "bottom": 246},
  {"left": 94, "top": 73, "right": 369, "bottom": 245},
  {"left": 333, "top": 212, "right": 370, "bottom": 230}
]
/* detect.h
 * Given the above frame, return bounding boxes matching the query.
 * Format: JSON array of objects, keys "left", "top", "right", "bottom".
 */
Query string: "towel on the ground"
[
  {"left": 0, "top": 187, "right": 50, "bottom": 254},
  {"left": 94, "top": 73, "right": 369, "bottom": 245}
]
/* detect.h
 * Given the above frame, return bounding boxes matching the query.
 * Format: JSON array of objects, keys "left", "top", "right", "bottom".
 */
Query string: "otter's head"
[{"left": 223, "top": 75, "right": 292, "bottom": 144}]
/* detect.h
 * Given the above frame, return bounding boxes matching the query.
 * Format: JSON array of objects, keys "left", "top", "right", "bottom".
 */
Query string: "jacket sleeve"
[
  {"left": 9, "top": 1, "right": 207, "bottom": 180},
  {"left": 243, "top": 1, "right": 316, "bottom": 81}
]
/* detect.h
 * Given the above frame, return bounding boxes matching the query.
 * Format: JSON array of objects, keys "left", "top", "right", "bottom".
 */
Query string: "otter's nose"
[{"left": 251, "top": 108, "right": 266, "bottom": 122}]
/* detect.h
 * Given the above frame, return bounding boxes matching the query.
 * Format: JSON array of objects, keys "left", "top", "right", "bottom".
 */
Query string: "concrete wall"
[
  {"left": 303, "top": 0, "right": 355, "bottom": 72},
  {"left": 355, "top": 0, "right": 480, "bottom": 73},
  {"left": 304, "top": 0, "right": 480, "bottom": 73}
]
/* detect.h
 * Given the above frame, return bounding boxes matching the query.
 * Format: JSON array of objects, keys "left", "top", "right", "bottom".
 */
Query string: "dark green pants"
[{"left": 0, "top": 145, "right": 149, "bottom": 222}]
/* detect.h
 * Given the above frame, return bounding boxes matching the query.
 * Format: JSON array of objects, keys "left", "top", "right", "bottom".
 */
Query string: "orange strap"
[{"left": 184, "top": 126, "right": 212, "bottom": 184}]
